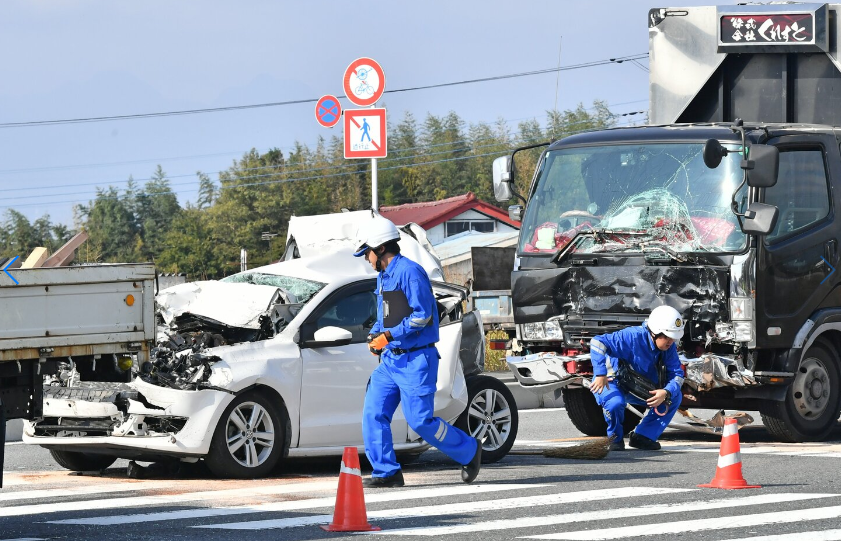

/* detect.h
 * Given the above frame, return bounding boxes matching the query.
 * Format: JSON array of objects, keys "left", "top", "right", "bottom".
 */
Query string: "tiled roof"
[{"left": 379, "top": 192, "right": 520, "bottom": 229}]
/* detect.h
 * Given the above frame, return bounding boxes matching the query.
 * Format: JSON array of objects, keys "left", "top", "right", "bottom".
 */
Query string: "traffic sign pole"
[{"left": 372, "top": 157, "right": 378, "bottom": 211}]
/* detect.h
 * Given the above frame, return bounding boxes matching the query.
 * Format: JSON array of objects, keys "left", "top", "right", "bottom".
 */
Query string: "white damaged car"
[{"left": 23, "top": 247, "right": 518, "bottom": 478}]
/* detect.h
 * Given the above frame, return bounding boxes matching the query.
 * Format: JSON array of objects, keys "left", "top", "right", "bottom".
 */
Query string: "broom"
[{"left": 509, "top": 436, "right": 614, "bottom": 460}]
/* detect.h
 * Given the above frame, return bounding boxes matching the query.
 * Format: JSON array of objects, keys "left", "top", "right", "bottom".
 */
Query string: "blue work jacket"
[
  {"left": 370, "top": 253, "right": 439, "bottom": 352},
  {"left": 589, "top": 322, "right": 684, "bottom": 400}
]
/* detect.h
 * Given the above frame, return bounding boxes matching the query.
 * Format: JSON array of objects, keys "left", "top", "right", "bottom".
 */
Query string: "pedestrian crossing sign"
[{"left": 344, "top": 108, "right": 387, "bottom": 159}]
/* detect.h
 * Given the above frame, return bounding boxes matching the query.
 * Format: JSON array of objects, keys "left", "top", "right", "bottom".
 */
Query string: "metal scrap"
[{"left": 682, "top": 353, "right": 757, "bottom": 391}]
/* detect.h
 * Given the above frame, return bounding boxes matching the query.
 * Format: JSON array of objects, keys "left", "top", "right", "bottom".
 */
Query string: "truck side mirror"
[
  {"left": 745, "top": 144, "right": 779, "bottom": 188},
  {"left": 492, "top": 155, "right": 513, "bottom": 202},
  {"left": 508, "top": 205, "right": 523, "bottom": 222},
  {"left": 703, "top": 139, "right": 726, "bottom": 168},
  {"left": 741, "top": 202, "right": 779, "bottom": 235}
]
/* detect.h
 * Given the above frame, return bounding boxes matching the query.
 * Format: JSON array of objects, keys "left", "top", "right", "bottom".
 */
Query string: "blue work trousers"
[
  {"left": 592, "top": 380, "right": 682, "bottom": 441},
  {"left": 362, "top": 361, "right": 477, "bottom": 478}
]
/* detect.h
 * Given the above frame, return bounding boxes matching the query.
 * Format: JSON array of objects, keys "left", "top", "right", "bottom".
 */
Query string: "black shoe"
[
  {"left": 609, "top": 439, "right": 626, "bottom": 452},
  {"left": 461, "top": 438, "right": 482, "bottom": 483},
  {"left": 629, "top": 431, "right": 661, "bottom": 450},
  {"left": 363, "top": 470, "right": 404, "bottom": 488}
]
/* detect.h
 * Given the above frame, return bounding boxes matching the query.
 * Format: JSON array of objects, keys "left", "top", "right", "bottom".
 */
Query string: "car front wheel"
[
  {"left": 205, "top": 390, "right": 287, "bottom": 478},
  {"left": 456, "top": 375, "right": 518, "bottom": 463}
]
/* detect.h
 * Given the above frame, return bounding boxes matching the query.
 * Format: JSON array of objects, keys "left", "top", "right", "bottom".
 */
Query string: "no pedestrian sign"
[
  {"left": 315, "top": 95, "right": 342, "bottom": 128},
  {"left": 343, "top": 58, "right": 385, "bottom": 107},
  {"left": 344, "top": 108, "right": 387, "bottom": 159}
]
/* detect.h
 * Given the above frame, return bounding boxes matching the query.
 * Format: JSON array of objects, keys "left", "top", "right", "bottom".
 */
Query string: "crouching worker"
[
  {"left": 353, "top": 216, "right": 481, "bottom": 488},
  {"left": 589, "top": 305, "right": 685, "bottom": 451}
]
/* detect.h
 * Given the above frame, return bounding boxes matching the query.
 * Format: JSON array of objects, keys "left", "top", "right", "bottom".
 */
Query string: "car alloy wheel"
[{"left": 224, "top": 401, "right": 276, "bottom": 468}]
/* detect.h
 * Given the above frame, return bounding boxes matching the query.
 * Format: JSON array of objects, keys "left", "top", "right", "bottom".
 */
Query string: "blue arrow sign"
[
  {"left": 821, "top": 256, "right": 836, "bottom": 285},
  {"left": 2, "top": 256, "right": 19, "bottom": 285}
]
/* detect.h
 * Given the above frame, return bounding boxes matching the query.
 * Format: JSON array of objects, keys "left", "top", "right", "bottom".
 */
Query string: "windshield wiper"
[
  {"left": 550, "top": 229, "right": 649, "bottom": 265},
  {"left": 638, "top": 242, "right": 699, "bottom": 265}
]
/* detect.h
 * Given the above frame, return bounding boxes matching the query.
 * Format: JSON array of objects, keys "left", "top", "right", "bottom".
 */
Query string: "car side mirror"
[
  {"left": 745, "top": 144, "right": 779, "bottom": 188},
  {"left": 740, "top": 202, "right": 779, "bottom": 235},
  {"left": 492, "top": 155, "right": 513, "bottom": 202},
  {"left": 303, "top": 326, "right": 353, "bottom": 348}
]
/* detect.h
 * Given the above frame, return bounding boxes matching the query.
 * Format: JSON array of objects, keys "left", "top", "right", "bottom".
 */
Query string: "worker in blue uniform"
[
  {"left": 353, "top": 215, "right": 482, "bottom": 487},
  {"left": 588, "top": 305, "right": 685, "bottom": 451}
]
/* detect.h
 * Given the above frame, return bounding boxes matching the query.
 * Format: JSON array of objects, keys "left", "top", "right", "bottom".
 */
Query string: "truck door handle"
[{"left": 825, "top": 239, "right": 838, "bottom": 264}]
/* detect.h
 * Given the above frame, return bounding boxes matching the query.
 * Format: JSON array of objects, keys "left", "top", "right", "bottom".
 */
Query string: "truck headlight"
[
  {"left": 544, "top": 320, "right": 563, "bottom": 340},
  {"left": 734, "top": 321, "right": 753, "bottom": 342},
  {"left": 730, "top": 297, "right": 753, "bottom": 320},
  {"left": 521, "top": 320, "right": 563, "bottom": 341}
]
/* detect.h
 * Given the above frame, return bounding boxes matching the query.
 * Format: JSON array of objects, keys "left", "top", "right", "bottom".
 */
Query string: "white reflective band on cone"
[
  {"left": 723, "top": 423, "right": 739, "bottom": 437},
  {"left": 340, "top": 461, "right": 362, "bottom": 477},
  {"left": 718, "top": 451, "right": 742, "bottom": 468}
]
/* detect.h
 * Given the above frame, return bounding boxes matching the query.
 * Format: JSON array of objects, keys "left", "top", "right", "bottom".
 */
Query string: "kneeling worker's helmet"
[
  {"left": 353, "top": 215, "right": 400, "bottom": 257},
  {"left": 647, "top": 305, "right": 685, "bottom": 340}
]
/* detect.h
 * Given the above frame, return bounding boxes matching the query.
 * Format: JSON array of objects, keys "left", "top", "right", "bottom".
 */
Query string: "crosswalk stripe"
[
  {"left": 49, "top": 483, "right": 545, "bottom": 526},
  {"left": 726, "top": 529, "right": 841, "bottom": 541},
  {"left": 195, "top": 486, "right": 690, "bottom": 530},
  {"left": 6, "top": 480, "right": 337, "bottom": 518},
  {"left": 521, "top": 503, "right": 841, "bottom": 540},
  {"left": 380, "top": 492, "right": 838, "bottom": 536},
  {"left": 0, "top": 481, "right": 176, "bottom": 503}
]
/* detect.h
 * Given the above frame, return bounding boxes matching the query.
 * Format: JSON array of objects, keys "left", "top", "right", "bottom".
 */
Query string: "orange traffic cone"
[
  {"left": 698, "top": 417, "right": 761, "bottom": 489},
  {"left": 320, "top": 447, "right": 381, "bottom": 532}
]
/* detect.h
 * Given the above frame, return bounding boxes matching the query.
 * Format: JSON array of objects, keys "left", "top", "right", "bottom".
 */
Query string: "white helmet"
[
  {"left": 647, "top": 305, "right": 685, "bottom": 340},
  {"left": 353, "top": 216, "right": 400, "bottom": 257}
]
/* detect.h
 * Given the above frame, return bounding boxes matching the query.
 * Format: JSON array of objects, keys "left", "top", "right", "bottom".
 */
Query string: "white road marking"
[
  {"left": 518, "top": 408, "right": 566, "bottom": 413},
  {"left": 522, "top": 503, "right": 841, "bottom": 540},
  {"left": 380, "top": 492, "right": 838, "bottom": 536},
  {"left": 727, "top": 529, "right": 841, "bottom": 541},
  {"left": 9, "top": 480, "right": 337, "bottom": 518},
  {"left": 49, "top": 483, "right": 544, "bottom": 526},
  {"left": 195, "top": 486, "right": 690, "bottom": 530},
  {"left": 0, "top": 481, "right": 176, "bottom": 502}
]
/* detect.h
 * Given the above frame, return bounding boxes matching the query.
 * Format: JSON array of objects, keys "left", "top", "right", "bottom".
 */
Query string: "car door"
[{"left": 297, "top": 280, "right": 407, "bottom": 447}]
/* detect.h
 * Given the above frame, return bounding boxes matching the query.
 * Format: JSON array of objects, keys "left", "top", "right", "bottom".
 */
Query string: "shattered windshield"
[
  {"left": 221, "top": 272, "right": 325, "bottom": 304},
  {"left": 518, "top": 142, "right": 746, "bottom": 255}
]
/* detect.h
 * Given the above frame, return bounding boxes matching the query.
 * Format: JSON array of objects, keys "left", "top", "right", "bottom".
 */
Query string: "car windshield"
[
  {"left": 518, "top": 142, "right": 746, "bottom": 255},
  {"left": 221, "top": 272, "right": 325, "bottom": 304}
]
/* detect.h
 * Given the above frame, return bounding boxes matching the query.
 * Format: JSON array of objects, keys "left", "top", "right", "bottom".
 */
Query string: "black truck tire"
[
  {"left": 760, "top": 339, "right": 841, "bottom": 442},
  {"left": 562, "top": 388, "right": 642, "bottom": 437},
  {"left": 205, "top": 390, "right": 287, "bottom": 478},
  {"left": 49, "top": 449, "right": 117, "bottom": 472},
  {"left": 456, "top": 375, "right": 518, "bottom": 463}
]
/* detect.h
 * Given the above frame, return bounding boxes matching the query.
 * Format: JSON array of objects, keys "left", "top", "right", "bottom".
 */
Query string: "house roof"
[
  {"left": 379, "top": 192, "right": 520, "bottom": 230},
  {"left": 434, "top": 231, "right": 519, "bottom": 264}
]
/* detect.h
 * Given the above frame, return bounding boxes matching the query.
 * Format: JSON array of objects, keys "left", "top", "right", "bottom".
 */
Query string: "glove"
[{"left": 367, "top": 332, "right": 390, "bottom": 355}]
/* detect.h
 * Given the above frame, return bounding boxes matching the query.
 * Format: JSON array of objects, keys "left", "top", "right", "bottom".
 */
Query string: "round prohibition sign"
[
  {"left": 315, "top": 95, "right": 342, "bottom": 128},
  {"left": 343, "top": 57, "right": 385, "bottom": 107}
]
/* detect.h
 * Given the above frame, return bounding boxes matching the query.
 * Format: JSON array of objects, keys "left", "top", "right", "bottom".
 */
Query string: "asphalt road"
[{"left": 2, "top": 408, "right": 841, "bottom": 541}]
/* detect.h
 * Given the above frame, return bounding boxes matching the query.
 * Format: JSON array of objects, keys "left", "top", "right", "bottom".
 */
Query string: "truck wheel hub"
[{"left": 793, "top": 357, "right": 830, "bottom": 418}]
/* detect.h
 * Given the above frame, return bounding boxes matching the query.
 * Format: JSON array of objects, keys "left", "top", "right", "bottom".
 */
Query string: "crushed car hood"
[{"left": 157, "top": 281, "right": 284, "bottom": 329}]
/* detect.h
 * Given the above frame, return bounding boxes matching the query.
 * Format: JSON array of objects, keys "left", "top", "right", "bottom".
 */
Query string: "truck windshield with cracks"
[{"left": 495, "top": 3, "right": 841, "bottom": 443}]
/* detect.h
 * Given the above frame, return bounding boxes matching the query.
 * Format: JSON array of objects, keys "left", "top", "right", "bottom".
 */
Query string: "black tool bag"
[{"left": 614, "top": 354, "right": 671, "bottom": 406}]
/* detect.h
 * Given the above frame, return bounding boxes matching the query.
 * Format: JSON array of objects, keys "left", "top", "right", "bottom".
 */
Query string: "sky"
[{"left": 0, "top": 0, "right": 744, "bottom": 227}]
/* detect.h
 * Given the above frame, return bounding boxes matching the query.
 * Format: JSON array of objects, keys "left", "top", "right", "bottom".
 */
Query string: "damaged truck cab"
[{"left": 498, "top": 3, "right": 841, "bottom": 442}]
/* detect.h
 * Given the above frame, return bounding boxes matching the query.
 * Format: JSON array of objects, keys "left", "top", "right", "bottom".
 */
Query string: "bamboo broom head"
[{"left": 542, "top": 436, "right": 613, "bottom": 460}]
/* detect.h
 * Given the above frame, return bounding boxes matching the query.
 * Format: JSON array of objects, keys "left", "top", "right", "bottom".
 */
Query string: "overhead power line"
[{"left": 0, "top": 54, "right": 648, "bottom": 129}]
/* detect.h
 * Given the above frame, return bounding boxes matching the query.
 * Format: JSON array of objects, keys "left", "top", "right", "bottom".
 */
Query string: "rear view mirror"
[
  {"left": 745, "top": 144, "right": 779, "bottom": 188},
  {"left": 508, "top": 205, "right": 523, "bottom": 222},
  {"left": 703, "top": 139, "right": 726, "bottom": 169},
  {"left": 741, "top": 202, "right": 779, "bottom": 235},
  {"left": 492, "top": 155, "right": 513, "bottom": 202}
]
